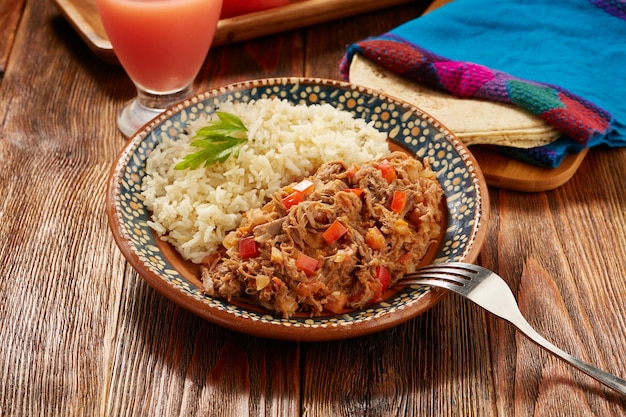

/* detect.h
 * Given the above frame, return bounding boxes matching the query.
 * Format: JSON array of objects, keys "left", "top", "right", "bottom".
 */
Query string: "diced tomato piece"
[
  {"left": 292, "top": 179, "right": 314, "bottom": 195},
  {"left": 390, "top": 190, "right": 407, "bottom": 213},
  {"left": 344, "top": 188, "right": 364, "bottom": 197},
  {"left": 365, "top": 227, "right": 385, "bottom": 250},
  {"left": 238, "top": 236, "right": 259, "bottom": 259},
  {"left": 296, "top": 253, "right": 320, "bottom": 276},
  {"left": 323, "top": 220, "right": 348, "bottom": 245},
  {"left": 376, "top": 265, "right": 391, "bottom": 293},
  {"left": 282, "top": 191, "right": 304, "bottom": 210},
  {"left": 376, "top": 160, "right": 397, "bottom": 184}
]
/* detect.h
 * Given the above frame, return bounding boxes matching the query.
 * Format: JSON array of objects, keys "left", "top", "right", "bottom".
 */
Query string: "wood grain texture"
[
  {"left": 2, "top": 0, "right": 626, "bottom": 415},
  {"left": 469, "top": 146, "right": 588, "bottom": 192},
  {"left": 479, "top": 147, "right": 626, "bottom": 415},
  {"left": 0, "top": 0, "right": 25, "bottom": 76},
  {"left": 1, "top": 1, "right": 302, "bottom": 416}
]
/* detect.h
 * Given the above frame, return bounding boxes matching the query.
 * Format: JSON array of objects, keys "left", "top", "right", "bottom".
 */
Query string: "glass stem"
[{"left": 136, "top": 83, "right": 194, "bottom": 111}]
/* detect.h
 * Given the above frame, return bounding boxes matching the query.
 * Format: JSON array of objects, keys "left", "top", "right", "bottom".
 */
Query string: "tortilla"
[{"left": 349, "top": 54, "right": 561, "bottom": 149}]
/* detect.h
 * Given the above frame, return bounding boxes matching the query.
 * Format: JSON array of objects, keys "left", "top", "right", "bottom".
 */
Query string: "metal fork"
[{"left": 397, "top": 262, "right": 626, "bottom": 396}]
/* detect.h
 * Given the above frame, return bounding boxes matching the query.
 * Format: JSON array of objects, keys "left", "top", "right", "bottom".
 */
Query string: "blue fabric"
[
  {"left": 390, "top": 0, "right": 626, "bottom": 146},
  {"left": 342, "top": 0, "right": 626, "bottom": 167}
]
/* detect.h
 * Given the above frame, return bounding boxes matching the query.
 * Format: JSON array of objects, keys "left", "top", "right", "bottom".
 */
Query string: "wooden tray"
[
  {"left": 52, "top": 0, "right": 414, "bottom": 64},
  {"left": 466, "top": 147, "right": 587, "bottom": 192}
]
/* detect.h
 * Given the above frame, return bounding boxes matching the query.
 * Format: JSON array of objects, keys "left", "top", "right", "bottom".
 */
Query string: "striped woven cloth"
[{"left": 341, "top": 0, "right": 626, "bottom": 167}]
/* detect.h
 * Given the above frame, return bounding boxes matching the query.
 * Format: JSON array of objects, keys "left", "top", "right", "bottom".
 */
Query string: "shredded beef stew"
[{"left": 201, "top": 151, "right": 444, "bottom": 318}]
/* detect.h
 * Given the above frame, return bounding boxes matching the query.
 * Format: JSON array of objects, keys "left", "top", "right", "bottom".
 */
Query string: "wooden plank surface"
[
  {"left": 0, "top": 1, "right": 305, "bottom": 415},
  {"left": 1, "top": 0, "right": 626, "bottom": 415}
]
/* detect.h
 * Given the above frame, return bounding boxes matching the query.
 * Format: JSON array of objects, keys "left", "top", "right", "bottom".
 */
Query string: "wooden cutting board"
[
  {"left": 460, "top": 147, "right": 587, "bottom": 192},
  {"left": 52, "top": 0, "right": 414, "bottom": 64}
]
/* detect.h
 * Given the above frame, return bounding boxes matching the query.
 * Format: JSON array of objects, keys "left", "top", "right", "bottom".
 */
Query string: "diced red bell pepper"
[
  {"left": 296, "top": 253, "right": 319, "bottom": 276},
  {"left": 322, "top": 220, "right": 348, "bottom": 245},
  {"left": 238, "top": 236, "right": 259, "bottom": 259},
  {"left": 390, "top": 190, "right": 407, "bottom": 213},
  {"left": 376, "top": 265, "right": 391, "bottom": 293},
  {"left": 282, "top": 191, "right": 304, "bottom": 210},
  {"left": 376, "top": 160, "right": 397, "bottom": 184},
  {"left": 344, "top": 188, "right": 364, "bottom": 197}
]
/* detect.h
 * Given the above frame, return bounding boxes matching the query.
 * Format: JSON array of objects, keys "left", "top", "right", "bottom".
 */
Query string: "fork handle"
[{"left": 513, "top": 317, "right": 626, "bottom": 396}]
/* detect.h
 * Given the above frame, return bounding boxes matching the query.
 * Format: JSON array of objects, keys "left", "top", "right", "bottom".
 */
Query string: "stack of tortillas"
[{"left": 349, "top": 55, "right": 561, "bottom": 149}]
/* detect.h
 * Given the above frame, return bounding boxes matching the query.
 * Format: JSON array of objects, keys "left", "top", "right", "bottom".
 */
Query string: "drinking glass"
[{"left": 97, "top": 0, "right": 223, "bottom": 137}]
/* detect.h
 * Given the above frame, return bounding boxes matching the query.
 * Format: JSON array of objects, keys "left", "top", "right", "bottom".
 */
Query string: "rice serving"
[{"left": 141, "top": 98, "right": 389, "bottom": 264}]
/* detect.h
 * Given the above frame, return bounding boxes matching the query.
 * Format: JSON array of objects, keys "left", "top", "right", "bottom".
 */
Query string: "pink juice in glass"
[{"left": 97, "top": 0, "right": 222, "bottom": 94}]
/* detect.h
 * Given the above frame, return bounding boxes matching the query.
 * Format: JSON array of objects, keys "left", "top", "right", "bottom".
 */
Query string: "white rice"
[{"left": 141, "top": 98, "right": 389, "bottom": 264}]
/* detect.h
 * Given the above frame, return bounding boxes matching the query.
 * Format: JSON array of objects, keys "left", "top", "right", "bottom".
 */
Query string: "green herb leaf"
[{"left": 174, "top": 112, "right": 248, "bottom": 170}]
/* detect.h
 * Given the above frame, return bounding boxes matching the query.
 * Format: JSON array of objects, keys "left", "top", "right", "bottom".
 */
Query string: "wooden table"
[{"left": 2, "top": 0, "right": 626, "bottom": 415}]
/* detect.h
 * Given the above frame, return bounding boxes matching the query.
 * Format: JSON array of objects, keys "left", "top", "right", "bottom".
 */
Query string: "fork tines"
[{"left": 397, "top": 262, "right": 478, "bottom": 287}]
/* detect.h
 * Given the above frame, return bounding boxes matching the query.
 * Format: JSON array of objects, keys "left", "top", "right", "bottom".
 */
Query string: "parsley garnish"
[{"left": 174, "top": 111, "right": 248, "bottom": 170}]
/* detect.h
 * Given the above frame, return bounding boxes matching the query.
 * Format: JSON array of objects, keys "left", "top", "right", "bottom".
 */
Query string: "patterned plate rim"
[{"left": 105, "top": 77, "right": 489, "bottom": 341}]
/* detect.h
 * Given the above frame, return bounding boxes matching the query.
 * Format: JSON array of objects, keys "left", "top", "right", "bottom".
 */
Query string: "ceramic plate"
[{"left": 106, "top": 77, "right": 489, "bottom": 341}]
